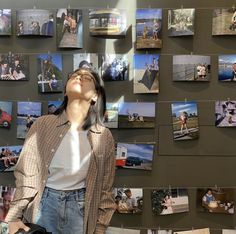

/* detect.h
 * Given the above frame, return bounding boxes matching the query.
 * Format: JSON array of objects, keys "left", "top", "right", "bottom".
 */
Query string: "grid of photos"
[
  {"left": 0, "top": 9, "right": 11, "bottom": 35},
  {"left": 118, "top": 102, "right": 155, "bottom": 128},
  {"left": 148, "top": 230, "right": 172, "bottom": 234},
  {"left": 0, "top": 101, "right": 12, "bottom": 128},
  {"left": 152, "top": 188, "right": 189, "bottom": 215},
  {"left": 114, "top": 188, "right": 143, "bottom": 214},
  {"left": 17, "top": 102, "right": 42, "bottom": 139},
  {"left": 89, "top": 9, "right": 127, "bottom": 37},
  {"left": 104, "top": 102, "right": 118, "bottom": 128},
  {"left": 136, "top": 8, "right": 162, "bottom": 49},
  {"left": 174, "top": 229, "right": 210, "bottom": 234},
  {"left": 197, "top": 188, "right": 234, "bottom": 214},
  {"left": 133, "top": 54, "right": 159, "bottom": 94},
  {"left": 0, "top": 145, "right": 22, "bottom": 172},
  {"left": 48, "top": 101, "right": 62, "bottom": 114},
  {"left": 212, "top": 8, "right": 236, "bottom": 35},
  {"left": 168, "top": 8, "right": 195, "bottom": 37},
  {"left": 218, "top": 55, "right": 236, "bottom": 81},
  {"left": 173, "top": 55, "right": 211, "bottom": 81},
  {"left": 16, "top": 9, "right": 53, "bottom": 36},
  {"left": 106, "top": 227, "right": 140, "bottom": 234},
  {"left": 56, "top": 9, "right": 83, "bottom": 49},
  {"left": 171, "top": 101, "right": 199, "bottom": 141},
  {"left": 37, "top": 54, "right": 63, "bottom": 93},
  {"left": 116, "top": 143, "right": 154, "bottom": 170}
]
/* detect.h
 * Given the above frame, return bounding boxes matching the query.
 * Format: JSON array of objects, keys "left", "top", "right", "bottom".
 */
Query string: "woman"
[
  {"left": 6, "top": 67, "right": 116, "bottom": 234},
  {"left": 161, "top": 195, "right": 174, "bottom": 215}
]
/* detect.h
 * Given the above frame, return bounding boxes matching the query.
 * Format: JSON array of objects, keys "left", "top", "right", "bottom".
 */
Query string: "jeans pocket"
[{"left": 77, "top": 200, "right": 85, "bottom": 216}]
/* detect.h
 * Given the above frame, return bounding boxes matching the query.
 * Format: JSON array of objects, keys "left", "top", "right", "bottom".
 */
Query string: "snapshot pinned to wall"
[
  {"left": 197, "top": 188, "right": 234, "bottom": 214},
  {"left": 118, "top": 102, "right": 155, "bottom": 128},
  {"left": 106, "top": 227, "right": 140, "bottom": 234},
  {"left": 148, "top": 230, "right": 172, "bottom": 234},
  {"left": 16, "top": 9, "right": 54, "bottom": 37},
  {"left": 152, "top": 188, "right": 189, "bottom": 215},
  {"left": 113, "top": 188, "right": 143, "bottom": 214},
  {"left": 89, "top": 8, "right": 127, "bottom": 37},
  {"left": 104, "top": 102, "right": 118, "bottom": 128},
  {"left": 115, "top": 143, "right": 154, "bottom": 170},
  {"left": 0, "top": 146, "right": 22, "bottom": 172},
  {"left": 171, "top": 101, "right": 199, "bottom": 141},
  {"left": 17, "top": 101, "right": 42, "bottom": 139},
  {"left": 133, "top": 54, "right": 159, "bottom": 93},
  {"left": 0, "top": 101, "right": 12, "bottom": 129},
  {"left": 218, "top": 55, "right": 236, "bottom": 81},
  {"left": 0, "top": 9, "right": 11, "bottom": 35},
  {"left": 48, "top": 101, "right": 62, "bottom": 115},
  {"left": 37, "top": 54, "right": 63, "bottom": 93},
  {"left": 136, "top": 8, "right": 162, "bottom": 49},
  {"left": 57, "top": 9, "right": 83, "bottom": 49},
  {"left": 174, "top": 229, "right": 210, "bottom": 234},
  {"left": 212, "top": 8, "right": 236, "bottom": 35},
  {"left": 168, "top": 8, "right": 195, "bottom": 37},
  {"left": 173, "top": 55, "right": 211, "bottom": 81}
]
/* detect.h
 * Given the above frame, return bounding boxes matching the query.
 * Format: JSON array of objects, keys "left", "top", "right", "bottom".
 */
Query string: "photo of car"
[
  {"left": 125, "top": 156, "right": 142, "bottom": 166},
  {"left": 0, "top": 110, "right": 11, "bottom": 128}
]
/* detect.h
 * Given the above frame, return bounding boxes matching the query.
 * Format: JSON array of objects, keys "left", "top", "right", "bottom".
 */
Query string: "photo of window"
[
  {"left": 218, "top": 55, "right": 236, "bottom": 81},
  {"left": 0, "top": 101, "right": 12, "bottom": 128},
  {"left": 0, "top": 9, "right": 11, "bottom": 35},
  {"left": 48, "top": 101, "right": 62, "bottom": 114},
  {"left": 106, "top": 227, "right": 140, "bottom": 234},
  {"left": 104, "top": 102, "right": 118, "bottom": 128},
  {"left": 174, "top": 229, "right": 210, "bottom": 234}
]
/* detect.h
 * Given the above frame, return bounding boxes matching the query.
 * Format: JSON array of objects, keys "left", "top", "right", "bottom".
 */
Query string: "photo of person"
[
  {"left": 218, "top": 55, "right": 236, "bottom": 81},
  {"left": 104, "top": 102, "right": 119, "bottom": 128},
  {"left": 134, "top": 54, "right": 159, "bottom": 93},
  {"left": 0, "top": 101, "right": 12, "bottom": 128},
  {"left": 168, "top": 8, "right": 195, "bottom": 36},
  {"left": 114, "top": 188, "right": 143, "bottom": 214},
  {"left": 16, "top": 102, "right": 42, "bottom": 139},
  {"left": 171, "top": 101, "right": 199, "bottom": 141},
  {"left": 47, "top": 101, "right": 62, "bottom": 114},
  {"left": 37, "top": 54, "right": 63, "bottom": 93},
  {"left": 197, "top": 188, "right": 234, "bottom": 214},
  {"left": 136, "top": 9, "right": 162, "bottom": 49},
  {"left": 173, "top": 55, "right": 211, "bottom": 81},
  {"left": 212, "top": 8, "right": 236, "bottom": 35},
  {"left": 174, "top": 229, "right": 210, "bottom": 234},
  {"left": 0, "top": 9, "right": 11, "bottom": 35},
  {"left": 152, "top": 188, "right": 189, "bottom": 215},
  {"left": 106, "top": 227, "right": 140, "bottom": 234},
  {"left": 148, "top": 230, "right": 172, "bottom": 234},
  {"left": 56, "top": 9, "right": 83, "bottom": 48},
  {"left": 16, "top": 9, "right": 54, "bottom": 36}
]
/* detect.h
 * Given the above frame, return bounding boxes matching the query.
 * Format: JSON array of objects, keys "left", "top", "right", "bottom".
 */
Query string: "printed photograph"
[
  {"left": 197, "top": 188, "right": 234, "bottom": 214},
  {"left": 152, "top": 188, "right": 189, "bottom": 215},
  {"left": 222, "top": 230, "right": 236, "bottom": 234},
  {"left": 0, "top": 101, "right": 12, "bottom": 128},
  {"left": 148, "top": 230, "right": 172, "bottom": 234},
  {"left": 48, "top": 101, "right": 62, "bottom": 114},
  {"left": 133, "top": 54, "right": 159, "bottom": 93},
  {"left": 57, "top": 9, "right": 83, "bottom": 48},
  {"left": 16, "top": 9, "right": 53, "bottom": 36},
  {"left": 168, "top": 8, "right": 195, "bottom": 37},
  {"left": 17, "top": 101, "right": 42, "bottom": 139},
  {"left": 0, "top": 53, "right": 29, "bottom": 81},
  {"left": 173, "top": 55, "right": 211, "bottom": 81},
  {"left": 106, "top": 227, "right": 140, "bottom": 234},
  {"left": 0, "top": 9, "right": 11, "bottom": 35},
  {"left": 171, "top": 101, "right": 199, "bottom": 141},
  {"left": 89, "top": 9, "right": 127, "bottom": 37},
  {"left": 136, "top": 8, "right": 162, "bottom": 49},
  {"left": 114, "top": 188, "right": 143, "bottom": 214},
  {"left": 118, "top": 102, "right": 155, "bottom": 129},
  {"left": 0, "top": 145, "right": 22, "bottom": 172},
  {"left": 212, "top": 8, "right": 236, "bottom": 35},
  {"left": 104, "top": 102, "right": 118, "bottom": 128},
  {"left": 116, "top": 143, "right": 154, "bottom": 170},
  {"left": 37, "top": 54, "right": 63, "bottom": 93},
  {"left": 218, "top": 55, "right": 236, "bottom": 81},
  {"left": 101, "top": 54, "right": 128, "bottom": 81},
  {"left": 174, "top": 229, "right": 210, "bottom": 234}
]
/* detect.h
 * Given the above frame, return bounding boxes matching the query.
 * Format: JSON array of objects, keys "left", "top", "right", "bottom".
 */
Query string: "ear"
[{"left": 91, "top": 94, "right": 98, "bottom": 103}]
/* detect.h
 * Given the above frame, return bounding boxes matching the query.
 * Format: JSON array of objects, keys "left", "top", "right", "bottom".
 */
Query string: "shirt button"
[
  {"left": 51, "top": 149, "right": 55, "bottom": 152},
  {"left": 43, "top": 180, "right": 46, "bottom": 183},
  {"left": 45, "top": 164, "right": 49, "bottom": 168},
  {"left": 59, "top": 134, "right": 63, "bottom": 138}
]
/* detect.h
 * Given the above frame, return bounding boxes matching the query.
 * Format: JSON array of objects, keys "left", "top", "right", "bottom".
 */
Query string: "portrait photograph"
[
  {"left": 152, "top": 188, "right": 189, "bottom": 215},
  {"left": 17, "top": 101, "right": 42, "bottom": 139},
  {"left": 16, "top": 9, "right": 53, "bottom": 37},
  {"left": 104, "top": 102, "right": 118, "bottom": 128},
  {"left": 106, "top": 227, "right": 140, "bottom": 234},
  {"left": 212, "top": 8, "right": 236, "bottom": 35},
  {"left": 48, "top": 100, "right": 62, "bottom": 114},
  {"left": 173, "top": 55, "right": 211, "bottom": 81},
  {"left": 133, "top": 54, "right": 159, "bottom": 94},
  {"left": 0, "top": 145, "right": 22, "bottom": 172},
  {"left": 197, "top": 188, "right": 234, "bottom": 214},
  {"left": 113, "top": 188, "right": 143, "bottom": 214},
  {"left": 116, "top": 143, "right": 154, "bottom": 170},
  {"left": 171, "top": 101, "right": 199, "bottom": 141},
  {"left": 148, "top": 230, "right": 172, "bottom": 234},
  {"left": 37, "top": 54, "right": 63, "bottom": 93},
  {"left": 56, "top": 9, "right": 83, "bottom": 48},
  {"left": 0, "top": 9, "right": 11, "bottom": 35},
  {"left": 118, "top": 102, "right": 155, "bottom": 129},
  {"left": 168, "top": 8, "right": 195, "bottom": 37},
  {"left": 174, "top": 229, "right": 210, "bottom": 234},
  {"left": 218, "top": 55, "right": 236, "bottom": 81},
  {"left": 101, "top": 54, "right": 128, "bottom": 82},
  {"left": 136, "top": 8, "right": 162, "bottom": 49},
  {"left": 89, "top": 9, "right": 127, "bottom": 37},
  {"left": 0, "top": 101, "right": 12, "bottom": 128}
]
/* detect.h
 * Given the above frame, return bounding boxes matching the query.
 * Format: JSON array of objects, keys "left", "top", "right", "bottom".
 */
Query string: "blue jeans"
[{"left": 35, "top": 187, "right": 85, "bottom": 234}]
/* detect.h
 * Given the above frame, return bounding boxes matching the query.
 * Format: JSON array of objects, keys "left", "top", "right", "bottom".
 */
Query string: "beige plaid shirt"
[{"left": 6, "top": 111, "right": 116, "bottom": 234}]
